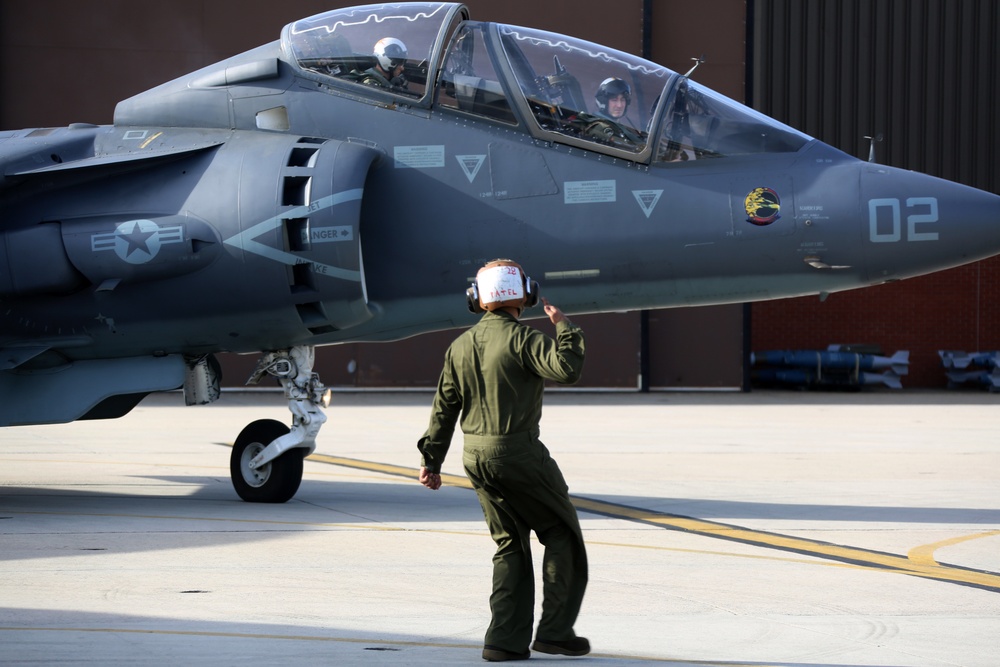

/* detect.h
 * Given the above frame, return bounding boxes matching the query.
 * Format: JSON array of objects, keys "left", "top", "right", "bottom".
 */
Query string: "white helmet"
[
  {"left": 466, "top": 259, "right": 540, "bottom": 314},
  {"left": 374, "top": 37, "right": 407, "bottom": 71}
]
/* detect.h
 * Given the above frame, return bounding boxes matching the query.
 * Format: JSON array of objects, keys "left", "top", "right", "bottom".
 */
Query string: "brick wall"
[{"left": 751, "top": 256, "right": 1000, "bottom": 387}]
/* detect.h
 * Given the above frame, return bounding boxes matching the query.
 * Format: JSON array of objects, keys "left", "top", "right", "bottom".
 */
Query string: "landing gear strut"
[{"left": 229, "top": 346, "right": 330, "bottom": 502}]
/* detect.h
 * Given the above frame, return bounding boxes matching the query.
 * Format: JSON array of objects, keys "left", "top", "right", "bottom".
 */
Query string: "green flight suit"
[{"left": 418, "top": 310, "right": 587, "bottom": 653}]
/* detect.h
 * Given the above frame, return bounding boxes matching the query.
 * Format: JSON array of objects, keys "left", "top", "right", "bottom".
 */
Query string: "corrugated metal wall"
[
  {"left": 751, "top": 0, "right": 1000, "bottom": 193},
  {"left": 749, "top": 0, "right": 1000, "bottom": 387}
]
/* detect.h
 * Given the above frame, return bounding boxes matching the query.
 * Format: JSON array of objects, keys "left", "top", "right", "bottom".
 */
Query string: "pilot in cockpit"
[
  {"left": 587, "top": 77, "right": 644, "bottom": 147},
  {"left": 595, "top": 77, "right": 631, "bottom": 123},
  {"left": 352, "top": 37, "right": 409, "bottom": 90}
]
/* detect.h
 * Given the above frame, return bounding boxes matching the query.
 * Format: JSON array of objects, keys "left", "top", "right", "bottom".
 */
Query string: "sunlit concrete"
[{"left": 1, "top": 390, "right": 998, "bottom": 665}]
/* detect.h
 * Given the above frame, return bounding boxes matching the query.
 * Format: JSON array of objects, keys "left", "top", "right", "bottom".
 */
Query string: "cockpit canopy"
[
  {"left": 285, "top": 2, "right": 459, "bottom": 100},
  {"left": 283, "top": 2, "right": 811, "bottom": 163}
]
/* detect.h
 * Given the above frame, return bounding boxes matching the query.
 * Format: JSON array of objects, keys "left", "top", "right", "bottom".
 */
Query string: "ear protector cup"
[
  {"left": 466, "top": 284, "right": 485, "bottom": 314},
  {"left": 524, "top": 278, "right": 540, "bottom": 308}
]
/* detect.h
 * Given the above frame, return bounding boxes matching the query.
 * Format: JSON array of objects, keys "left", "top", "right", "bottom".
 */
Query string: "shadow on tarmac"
[
  {"left": 0, "top": 607, "right": 914, "bottom": 666},
  {"left": 4, "top": 470, "right": 998, "bottom": 519},
  {"left": 3, "top": 473, "right": 997, "bottom": 528}
]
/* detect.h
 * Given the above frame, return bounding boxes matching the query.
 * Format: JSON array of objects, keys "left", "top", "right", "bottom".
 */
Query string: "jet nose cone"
[{"left": 861, "top": 165, "right": 1000, "bottom": 284}]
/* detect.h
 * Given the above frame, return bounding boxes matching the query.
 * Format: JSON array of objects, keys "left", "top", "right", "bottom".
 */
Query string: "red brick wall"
[{"left": 751, "top": 256, "right": 1000, "bottom": 387}]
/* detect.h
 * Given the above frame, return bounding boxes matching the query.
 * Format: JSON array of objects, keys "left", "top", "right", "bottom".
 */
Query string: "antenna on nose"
[{"left": 864, "top": 133, "right": 884, "bottom": 163}]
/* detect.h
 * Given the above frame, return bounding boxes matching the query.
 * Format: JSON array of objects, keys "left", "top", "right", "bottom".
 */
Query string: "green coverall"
[{"left": 418, "top": 309, "right": 587, "bottom": 653}]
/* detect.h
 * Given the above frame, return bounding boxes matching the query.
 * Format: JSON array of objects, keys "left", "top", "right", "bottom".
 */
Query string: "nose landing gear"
[{"left": 229, "top": 346, "right": 330, "bottom": 502}]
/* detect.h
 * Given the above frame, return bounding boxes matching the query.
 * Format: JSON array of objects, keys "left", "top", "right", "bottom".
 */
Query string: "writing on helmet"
[{"left": 466, "top": 259, "right": 540, "bottom": 314}]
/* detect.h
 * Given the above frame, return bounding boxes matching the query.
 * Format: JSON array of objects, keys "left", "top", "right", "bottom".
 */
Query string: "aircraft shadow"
[
  {"left": 6, "top": 472, "right": 993, "bottom": 527},
  {"left": 0, "top": 477, "right": 484, "bottom": 563},
  {"left": 0, "top": 476, "right": 483, "bottom": 522}
]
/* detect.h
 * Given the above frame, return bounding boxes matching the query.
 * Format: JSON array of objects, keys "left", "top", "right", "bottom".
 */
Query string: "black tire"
[{"left": 230, "top": 419, "right": 304, "bottom": 503}]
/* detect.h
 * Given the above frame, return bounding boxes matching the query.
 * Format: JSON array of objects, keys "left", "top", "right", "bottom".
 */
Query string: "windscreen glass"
[
  {"left": 656, "top": 78, "right": 812, "bottom": 162},
  {"left": 498, "top": 25, "right": 672, "bottom": 154}
]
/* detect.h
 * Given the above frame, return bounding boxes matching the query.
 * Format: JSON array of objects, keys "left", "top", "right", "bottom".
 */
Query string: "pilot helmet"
[
  {"left": 595, "top": 77, "right": 631, "bottom": 114},
  {"left": 466, "top": 259, "right": 540, "bottom": 314},
  {"left": 374, "top": 37, "right": 408, "bottom": 72}
]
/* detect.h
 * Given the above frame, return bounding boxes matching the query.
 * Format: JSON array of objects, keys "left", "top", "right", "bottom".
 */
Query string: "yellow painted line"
[
  {"left": 0, "top": 506, "right": 862, "bottom": 573},
  {"left": 908, "top": 530, "right": 1000, "bottom": 566},
  {"left": 0, "top": 627, "right": 769, "bottom": 664},
  {"left": 572, "top": 498, "right": 1000, "bottom": 592},
  {"left": 139, "top": 131, "right": 163, "bottom": 148},
  {"left": 1, "top": 509, "right": 862, "bottom": 573},
  {"left": 10, "top": 449, "right": 993, "bottom": 592},
  {"left": 309, "top": 453, "right": 473, "bottom": 489},
  {"left": 307, "top": 454, "right": 1000, "bottom": 593}
]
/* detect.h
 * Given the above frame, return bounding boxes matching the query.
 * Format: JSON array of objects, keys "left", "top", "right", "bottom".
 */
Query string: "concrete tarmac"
[{"left": 1, "top": 390, "right": 998, "bottom": 666}]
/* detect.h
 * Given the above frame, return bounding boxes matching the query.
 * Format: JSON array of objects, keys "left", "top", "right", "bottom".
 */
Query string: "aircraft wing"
[
  {"left": 5, "top": 143, "right": 224, "bottom": 179},
  {"left": 0, "top": 128, "right": 223, "bottom": 190}
]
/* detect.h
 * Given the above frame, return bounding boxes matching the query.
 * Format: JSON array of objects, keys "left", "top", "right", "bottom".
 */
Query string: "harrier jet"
[{"left": 2, "top": 3, "right": 998, "bottom": 501}]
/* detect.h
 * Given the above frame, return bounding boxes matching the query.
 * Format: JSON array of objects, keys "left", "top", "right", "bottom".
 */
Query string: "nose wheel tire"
[{"left": 230, "top": 419, "right": 304, "bottom": 503}]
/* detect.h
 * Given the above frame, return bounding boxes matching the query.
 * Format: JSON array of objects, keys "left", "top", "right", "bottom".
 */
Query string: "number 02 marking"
[{"left": 868, "top": 197, "right": 939, "bottom": 242}]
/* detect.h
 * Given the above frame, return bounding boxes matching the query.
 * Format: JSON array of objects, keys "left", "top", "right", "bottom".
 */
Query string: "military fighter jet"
[{"left": 2, "top": 3, "right": 998, "bottom": 502}]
